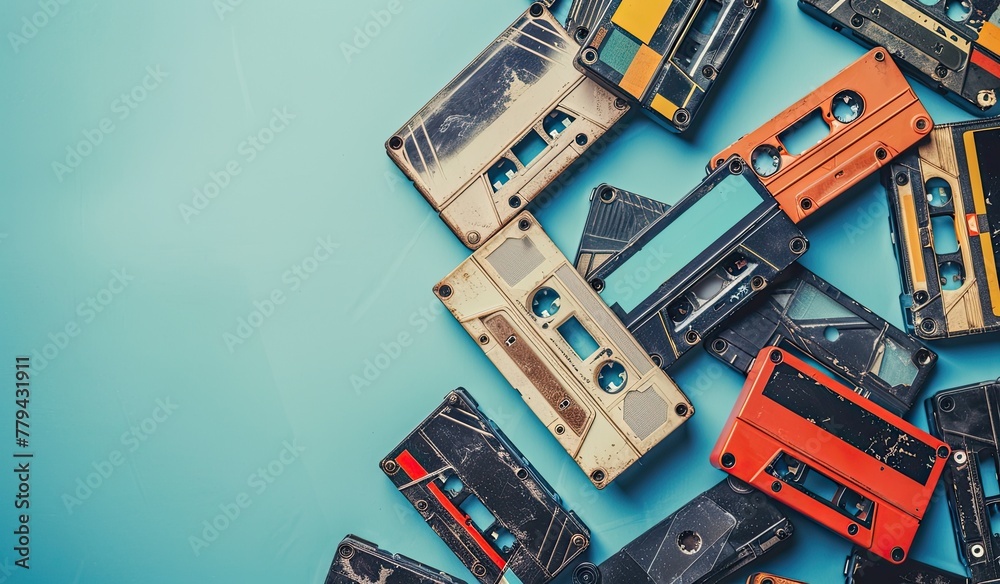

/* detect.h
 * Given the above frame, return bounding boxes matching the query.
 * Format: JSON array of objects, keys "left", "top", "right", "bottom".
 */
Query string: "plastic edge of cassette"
[{"left": 326, "top": 534, "right": 468, "bottom": 584}]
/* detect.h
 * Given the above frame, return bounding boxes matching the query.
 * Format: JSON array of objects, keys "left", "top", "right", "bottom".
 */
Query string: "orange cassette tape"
[
  {"left": 708, "top": 48, "right": 932, "bottom": 222},
  {"left": 710, "top": 347, "right": 950, "bottom": 564}
]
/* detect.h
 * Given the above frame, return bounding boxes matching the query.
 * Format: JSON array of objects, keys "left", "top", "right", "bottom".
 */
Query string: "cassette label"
[
  {"left": 799, "top": 0, "right": 1000, "bottom": 114},
  {"left": 436, "top": 212, "right": 694, "bottom": 488},
  {"left": 928, "top": 380, "right": 1000, "bottom": 583},
  {"left": 571, "top": 478, "right": 794, "bottom": 584},
  {"left": 382, "top": 389, "right": 589, "bottom": 584},
  {"left": 884, "top": 117, "right": 1000, "bottom": 339},
  {"left": 709, "top": 48, "right": 933, "bottom": 222},
  {"left": 574, "top": 157, "right": 807, "bottom": 370},
  {"left": 326, "top": 535, "right": 466, "bottom": 584},
  {"left": 711, "top": 347, "right": 950, "bottom": 563},
  {"left": 574, "top": 0, "right": 760, "bottom": 131},
  {"left": 844, "top": 548, "right": 970, "bottom": 584},
  {"left": 707, "top": 264, "right": 937, "bottom": 416},
  {"left": 386, "top": 4, "right": 628, "bottom": 249}
]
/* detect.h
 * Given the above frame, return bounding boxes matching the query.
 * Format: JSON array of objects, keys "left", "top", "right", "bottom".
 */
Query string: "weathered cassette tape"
[
  {"left": 326, "top": 535, "right": 466, "bottom": 584},
  {"left": 570, "top": 477, "right": 794, "bottom": 584},
  {"left": 435, "top": 212, "right": 694, "bottom": 488},
  {"left": 799, "top": 0, "right": 1000, "bottom": 115},
  {"left": 883, "top": 117, "right": 1000, "bottom": 339},
  {"left": 844, "top": 548, "right": 970, "bottom": 584},
  {"left": 574, "top": 0, "right": 761, "bottom": 132},
  {"left": 708, "top": 48, "right": 933, "bottom": 223},
  {"left": 928, "top": 379, "right": 1000, "bottom": 583},
  {"left": 707, "top": 264, "right": 937, "bottom": 417},
  {"left": 710, "top": 347, "right": 950, "bottom": 564},
  {"left": 385, "top": 4, "right": 629, "bottom": 249},
  {"left": 381, "top": 389, "right": 589, "bottom": 584},
  {"left": 746, "top": 574, "right": 807, "bottom": 584},
  {"left": 566, "top": 0, "right": 614, "bottom": 43},
  {"left": 573, "top": 156, "right": 808, "bottom": 370}
]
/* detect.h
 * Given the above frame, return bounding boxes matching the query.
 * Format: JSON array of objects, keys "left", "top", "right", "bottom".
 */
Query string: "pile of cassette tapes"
[{"left": 326, "top": 0, "right": 1000, "bottom": 582}]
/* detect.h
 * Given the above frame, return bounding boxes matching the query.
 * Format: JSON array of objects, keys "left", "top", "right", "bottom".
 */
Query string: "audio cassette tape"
[
  {"left": 574, "top": 0, "right": 761, "bottom": 132},
  {"left": 884, "top": 117, "right": 1000, "bottom": 339},
  {"left": 800, "top": 0, "right": 1000, "bottom": 115},
  {"left": 325, "top": 535, "right": 466, "bottom": 584},
  {"left": 434, "top": 211, "right": 694, "bottom": 488},
  {"left": 570, "top": 477, "right": 794, "bottom": 584},
  {"left": 709, "top": 48, "right": 933, "bottom": 223},
  {"left": 747, "top": 574, "right": 806, "bottom": 584},
  {"left": 382, "top": 389, "right": 589, "bottom": 584},
  {"left": 928, "top": 379, "right": 1000, "bottom": 583},
  {"left": 707, "top": 264, "right": 937, "bottom": 416},
  {"left": 385, "top": 3, "right": 629, "bottom": 249},
  {"left": 711, "top": 347, "right": 950, "bottom": 564},
  {"left": 574, "top": 156, "right": 808, "bottom": 370},
  {"left": 844, "top": 548, "right": 970, "bottom": 584}
]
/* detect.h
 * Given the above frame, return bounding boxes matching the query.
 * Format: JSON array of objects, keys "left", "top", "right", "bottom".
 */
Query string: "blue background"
[{"left": 1, "top": 0, "right": 998, "bottom": 582}]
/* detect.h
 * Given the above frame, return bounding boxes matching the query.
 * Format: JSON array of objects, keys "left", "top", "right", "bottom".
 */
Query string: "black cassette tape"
[
  {"left": 844, "top": 548, "right": 970, "bottom": 584},
  {"left": 928, "top": 379, "right": 1000, "bottom": 583},
  {"left": 574, "top": 156, "right": 808, "bottom": 370},
  {"left": 884, "top": 117, "right": 1000, "bottom": 339},
  {"left": 707, "top": 264, "right": 937, "bottom": 416},
  {"left": 325, "top": 535, "right": 466, "bottom": 584},
  {"left": 574, "top": 0, "right": 760, "bottom": 131},
  {"left": 570, "top": 477, "right": 794, "bottom": 584},
  {"left": 381, "top": 389, "right": 589, "bottom": 584},
  {"left": 799, "top": 0, "right": 1000, "bottom": 115}
]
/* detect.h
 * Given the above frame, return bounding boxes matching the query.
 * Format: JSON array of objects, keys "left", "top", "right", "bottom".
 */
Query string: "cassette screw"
[
  {"left": 771, "top": 481, "right": 782, "bottom": 492},
  {"left": 599, "top": 187, "right": 615, "bottom": 202},
  {"left": 591, "top": 469, "right": 606, "bottom": 483},
  {"left": 937, "top": 446, "right": 950, "bottom": 458},
  {"left": 388, "top": 136, "right": 403, "bottom": 150},
  {"left": 799, "top": 198, "right": 813, "bottom": 211},
  {"left": 914, "top": 349, "right": 932, "bottom": 366},
  {"left": 789, "top": 237, "right": 807, "bottom": 254},
  {"left": 751, "top": 276, "right": 766, "bottom": 290},
  {"left": 614, "top": 98, "right": 628, "bottom": 110},
  {"left": 338, "top": 544, "right": 354, "bottom": 559},
  {"left": 875, "top": 148, "right": 888, "bottom": 160},
  {"left": 728, "top": 159, "right": 744, "bottom": 174},
  {"left": 769, "top": 350, "right": 783, "bottom": 363},
  {"left": 939, "top": 396, "right": 955, "bottom": 412},
  {"left": 437, "top": 285, "right": 453, "bottom": 299},
  {"left": 920, "top": 319, "right": 936, "bottom": 333},
  {"left": 702, "top": 65, "right": 716, "bottom": 79},
  {"left": 590, "top": 278, "right": 605, "bottom": 292},
  {"left": 416, "top": 500, "right": 428, "bottom": 511},
  {"left": 711, "top": 339, "right": 728, "bottom": 354},
  {"left": 555, "top": 424, "right": 566, "bottom": 435},
  {"left": 383, "top": 460, "right": 399, "bottom": 474},
  {"left": 473, "top": 563, "right": 487, "bottom": 577},
  {"left": 650, "top": 354, "right": 662, "bottom": 367},
  {"left": 972, "top": 544, "right": 986, "bottom": 558},
  {"left": 685, "top": 330, "right": 700, "bottom": 344},
  {"left": 529, "top": 3, "right": 544, "bottom": 17},
  {"left": 515, "top": 468, "right": 528, "bottom": 480},
  {"left": 895, "top": 173, "right": 908, "bottom": 186},
  {"left": 762, "top": 579, "right": 774, "bottom": 584},
  {"left": 478, "top": 334, "right": 489, "bottom": 345},
  {"left": 575, "top": 27, "right": 589, "bottom": 42},
  {"left": 582, "top": 48, "right": 599, "bottom": 65},
  {"left": 576, "top": 133, "right": 589, "bottom": 146},
  {"left": 776, "top": 528, "right": 788, "bottom": 539},
  {"left": 913, "top": 290, "right": 928, "bottom": 304},
  {"left": 916, "top": 118, "right": 928, "bottom": 131},
  {"left": 874, "top": 50, "right": 885, "bottom": 62},
  {"left": 743, "top": 0, "right": 754, "bottom": 7},
  {"left": 571, "top": 534, "right": 587, "bottom": 547},
  {"left": 508, "top": 195, "right": 522, "bottom": 209},
  {"left": 935, "top": 65, "right": 949, "bottom": 78},
  {"left": 674, "top": 109, "right": 691, "bottom": 127},
  {"left": 675, "top": 403, "right": 689, "bottom": 417},
  {"left": 847, "top": 524, "right": 859, "bottom": 535},
  {"left": 467, "top": 231, "right": 481, "bottom": 245},
  {"left": 721, "top": 453, "right": 736, "bottom": 468},
  {"left": 850, "top": 14, "right": 864, "bottom": 27},
  {"left": 448, "top": 393, "right": 458, "bottom": 404},
  {"left": 891, "top": 547, "right": 905, "bottom": 562},
  {"left": 954, "top": 451, "right": 967, "bottom": 464},
  {"left": 518, "top": 218, "right": 531, "bottom": 231}
]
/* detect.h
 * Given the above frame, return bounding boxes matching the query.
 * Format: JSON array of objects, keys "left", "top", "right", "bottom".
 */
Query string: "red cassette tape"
[{"left": 710, "top": 347, "right": 949, "bottom": 564}]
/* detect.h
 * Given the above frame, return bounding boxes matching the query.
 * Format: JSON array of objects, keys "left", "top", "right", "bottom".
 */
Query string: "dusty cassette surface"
[
  {"left": 381, "top": 389, "right": 589, "bottom": 584},
  {"left": 884, "top": 117, "right": 1000, "bottom": 340},
  {"left": 574, "top": 156, "right": 808, "bottom": 370},
  {"left": 844, "top": 548, "right": 970, "bottom": 584},
  {"left": 435, "top": 211, "right": 694, "bottom": 488},
  {"left": 708, "top": 48, "right": 933, "bottom": 223},
  {"left": 746, "top": 573, "right": 807, "bottom": 584},
  {"left": 710, "top": 347, "right": 950, "bottom": 564},
  {"left": 326, "top": 535, "right": 466, "bottom": 584},
  {"left": 799, "top": 0, "right": 1000, "bottom": 115},
  {"left": 574, "top": 0, "right": 761, "bottom": 132},
  {"left": 928, "top": 379, "right": 1000, "bottom": 583},
  {"left": 385, "top": 3, "right": 628, "bottom": 249},
  {"left": 570, "top": 477, "right": 794, "bottom": 584},
  {"left": 707, "top": 264, "right": 937, "bottom": 417},
  {"left": 566, "top": 0, "right": 615, "bottom": 43}
]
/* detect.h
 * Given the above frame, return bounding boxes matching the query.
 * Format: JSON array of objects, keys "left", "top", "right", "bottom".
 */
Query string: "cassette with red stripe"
[
  {"left": 710, "top": 347, "right": 950, "bottom": 564},
  {"left": 381, "top": 388, "right": 590, "bottom": 584}
]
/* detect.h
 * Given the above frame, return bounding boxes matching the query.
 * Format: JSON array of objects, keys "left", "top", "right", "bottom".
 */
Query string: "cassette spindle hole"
[
  {"left": 528, "top": 3, "right": 544, "bottom": 17},
  {"left": 388, "top": 136, "right": 403, "bottom": 150},
  {"left": 939, "top": 262, "right": 965, "bottom": 290},
  {"left": 338, "top": 544, "right": 354, "bottom": 559},
  {"left": 832, "top": 90, "right": 864, "bottom": 124},
  {"left": 925, "top": 178, "right": 952, "bottom": 207},
  {"left": 677, "top": 530, "right": 702, "bottom": 555},
  {"left": 597, "top": 361, "right": 628, "bottom": 394},
  {"left": 599, "top": 186, "right": 615, "bottom": 203},
  {"left": 437, "top": 285, "right": 452, "bottom": 298},
  {"left": 711, "top": 339, "right": 728, "bottom": 354},
  {"left": 761, "top": 579, "right": 774, "bottom": 584},
  {"left": 721, "top": 453, "right": 736, "bottom": 468},
  {"left": 751, "top": 144, "right": 781, "bottom": 177},
  {"left": 945, "top": 0, "right": 972, "bottom": 22},
  {"left": 531, "top": 287, "right": 562, "bottom": 318}
]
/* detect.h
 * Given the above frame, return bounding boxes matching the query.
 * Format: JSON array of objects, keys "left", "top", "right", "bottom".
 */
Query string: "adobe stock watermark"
[
  {"left": 222, "top": 236, "right": 339, "bottom": 352},
  {"left": 61, "top": 397, "right": 179, "bottom": 514},
  {"left": 842, "top": 196, "right": 889, "bottom": 244},
  {"left": 187, "top": 439, "right": 305, "bottom": 556},
  {"left": 7, "top": 0, "right": 71, "bottom": 54},
  {"left": 213, "top": 0, "right": 246, "bottom": 21},
  {"left": 51, "top": 65, "right": 168, "bottom": 182},
  {"left": 178, "top": 107, "right": 295, "bottom": 223},
  {"left": 0, "top": 558, "right": 14, "bottom": 582},
  {"left": 341, "top": 0, "right": 408, "bottom": 64},
  {"left": 28, "top": 268, "right": 134, "bottom": 375}
]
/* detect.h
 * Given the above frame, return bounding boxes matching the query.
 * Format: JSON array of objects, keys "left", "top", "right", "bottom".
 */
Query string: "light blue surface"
[{"left": 1, "top": 1, "right": 998, "bottom": 583}]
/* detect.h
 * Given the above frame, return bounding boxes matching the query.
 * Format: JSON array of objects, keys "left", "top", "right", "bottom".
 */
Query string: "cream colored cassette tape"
[
  {"left": 386, "top": 4, "right": 629, "bottom": 249},
  {"left": 434, "top": 211, "right": 694, "bottom": 488}
]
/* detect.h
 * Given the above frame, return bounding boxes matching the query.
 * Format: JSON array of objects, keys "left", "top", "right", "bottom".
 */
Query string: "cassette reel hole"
[
  {"left": 925, "top": 178, "right": 952, "bottom": 207},
  {"left": 831, "top": 90, "right": 865, "bottom": 124},
  {"left": 930, "top": 216, "right": 960, "bottom": 254},
  {"left": 751, "top": 144, "right": 781, "bottom": 177},
  {"left": 543, "top": 110, "right": 576, "bottom": 138},
  {"left": 677, "top": 530, "right": 702, "bottom": 555},
  {"left": 442, "top": 474, "right": 465, "bottom": 495},
  {"left": 597, "top": 361, "right": 628, "bottom": 394},
  {"left": 779, "top": 109, "right": 830, "bottom": 155},
  {"left": 939, "top": 261, "right": 965, "bottom": 290},
  {"left": 531, "top": 287, "right": 562, "bottom": 318},
  {"left": 488, "top": 157, "right": 518, "bottom": 192},
  {"left": 945, "top": 0, "right": 972, "bottom": 21},
  {"left": 824, "top": 326, "right": 840, "bottom": 342}
]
